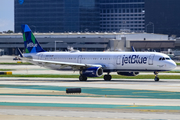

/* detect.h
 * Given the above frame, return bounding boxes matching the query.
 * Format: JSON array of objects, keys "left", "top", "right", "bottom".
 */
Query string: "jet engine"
[
  {"left": 81, "top": 67, "right": 103, "bottom": 77},
  {"left": 117, "top": 72, "right": 139, "bottom": 76}
]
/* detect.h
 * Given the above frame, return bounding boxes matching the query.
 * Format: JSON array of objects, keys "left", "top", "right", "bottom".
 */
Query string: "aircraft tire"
[
  {"left": 154, "top": 77, "right": 159, "bottom": 81},
  {"left": 79, "top": 75, "right": 87, "bottom": 81},
  {"left": 104, "top": 75, "right": 112, "bottom": 81}
]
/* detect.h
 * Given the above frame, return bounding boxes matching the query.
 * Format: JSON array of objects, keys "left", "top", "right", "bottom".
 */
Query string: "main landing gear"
[
  {"left": 154, "top": 71, "right": 159, "bottom": 82},
  {"left": 79, "top": 69, "right": 87, "bottom": 81},
  {"left": 104, "top": 73, "right": 112, "bottom": 81},
  {"left": 79, "top": 75, "right": 87, "bottom": 81}
]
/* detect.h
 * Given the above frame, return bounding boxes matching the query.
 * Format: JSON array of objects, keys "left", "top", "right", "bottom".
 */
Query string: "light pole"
[
  {"left": 149, "top": 22, "right": 154, "bottom": 33},
  {"left": 145, "top": 22, "right": 154, "bottom": 33},
  {"left": 55, "top": 41, "right": 63, "bottom": 51},
  {"left": 31, "top": 25, "right": 36, "bottom": 32}
]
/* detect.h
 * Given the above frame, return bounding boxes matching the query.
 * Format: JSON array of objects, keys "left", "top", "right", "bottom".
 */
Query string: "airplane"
[{"left": 19, "top": 24, "right": 177, "bottom": 81}]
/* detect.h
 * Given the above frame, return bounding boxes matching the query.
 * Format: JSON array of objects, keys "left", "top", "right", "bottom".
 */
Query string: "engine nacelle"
[
  {"left": 81, "top": 67, "right": 103, "bottom": 77},
  {"left": 117, "top": 72, "right": 139, "bottom": 76}
]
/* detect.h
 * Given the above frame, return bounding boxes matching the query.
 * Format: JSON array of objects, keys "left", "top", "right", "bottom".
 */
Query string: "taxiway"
[{"left": 0, "top": 78, "right": 180, "bottom": 120}]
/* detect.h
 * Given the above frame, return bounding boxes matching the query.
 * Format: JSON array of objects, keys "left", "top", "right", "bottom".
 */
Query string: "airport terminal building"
[{"left": 0, "top": 33, "right": 175, "bottom": 55}]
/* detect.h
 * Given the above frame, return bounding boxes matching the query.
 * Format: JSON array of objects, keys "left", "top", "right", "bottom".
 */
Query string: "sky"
[{"left": 0, "top": 0, "right": 14, "bottom": 32}]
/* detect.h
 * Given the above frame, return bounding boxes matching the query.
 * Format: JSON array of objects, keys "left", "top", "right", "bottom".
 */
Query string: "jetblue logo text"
[
  {"left": 85, "top": 70, "right": 94, "bottom": 73},
  {"left": 27, "top": 43, "right": 37, "bottom": 48},
  {"left": 122, "top": 55, "right": 147, "bottom": 66}
]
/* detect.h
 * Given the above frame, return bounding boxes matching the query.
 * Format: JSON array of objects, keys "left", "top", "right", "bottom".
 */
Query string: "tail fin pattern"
[{"left": 21, "top": 24, "right": 46, "bottom": 53}]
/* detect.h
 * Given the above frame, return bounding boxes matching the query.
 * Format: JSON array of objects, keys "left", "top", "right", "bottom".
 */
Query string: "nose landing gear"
[{"left": 154, "top": 71, "right": 159, "bottom": 81}]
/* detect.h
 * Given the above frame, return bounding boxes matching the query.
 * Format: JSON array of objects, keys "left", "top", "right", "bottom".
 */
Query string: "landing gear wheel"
[
  {"left": 79, "top": 75, "right": 87, "bottom": 81},
  {"left": 154, "top": 71, "right": 159, "bottom": 82},
  {"left": 154, "top": 77, "right": 159, "bottom": 81},
  {"left": 104, "top": 75, "right": 112, "bottom": 81}
]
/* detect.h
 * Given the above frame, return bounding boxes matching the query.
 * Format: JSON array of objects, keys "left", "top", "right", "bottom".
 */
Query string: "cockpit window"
[{"left": 159, "top": 57, "right": 171, "bottom": 61}]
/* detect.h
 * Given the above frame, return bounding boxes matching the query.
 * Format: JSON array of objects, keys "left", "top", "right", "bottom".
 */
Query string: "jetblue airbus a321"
[{"left": 20, "top": 24, "right": 176, "bottom": 81}]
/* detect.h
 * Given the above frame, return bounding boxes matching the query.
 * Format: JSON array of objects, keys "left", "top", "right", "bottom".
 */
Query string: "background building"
[
  {"left": 145, "top": 0, "right": 180, "bottom": 36},
  {"left": 99, "top": 0, "right": 145, "bottom": 32},
  {"left": 15, "top": 0, "right": 180, "bottom": 37},
  {"left": 15, "top": 0, "right": 100, "bottom": 33},
  {"left": 15, "top": 0, "right": 145, "bottom": 33}
]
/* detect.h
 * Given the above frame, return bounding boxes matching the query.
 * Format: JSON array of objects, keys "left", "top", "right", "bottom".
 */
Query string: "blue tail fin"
[{"left": 21, "top": 24, "right": 46, "bottom": 53}]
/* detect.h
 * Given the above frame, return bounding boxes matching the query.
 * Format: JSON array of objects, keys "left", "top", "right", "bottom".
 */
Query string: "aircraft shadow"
[{"left": 0, "top": 79, "right": 168, "bottom": 83}]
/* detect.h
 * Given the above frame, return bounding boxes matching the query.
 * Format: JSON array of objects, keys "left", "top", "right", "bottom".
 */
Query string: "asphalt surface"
[
  {"left": 0, "top": 56, "right": 180, "bottom": 120},
  {"left": 1, "top": 96, "right": 180, "bottom": 106},
  {"left": 0, "top": 78, "right": 180, "bottom": 120},
  {"left": 1, "top": 78, "right": 180, "bottom": 92},
  {"left": 0, "top": 107, "right": 179, "bottom": 120}
]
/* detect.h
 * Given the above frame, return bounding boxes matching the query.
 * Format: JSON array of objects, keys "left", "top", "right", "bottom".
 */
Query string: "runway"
[{"left": 0, "top": 78, "right": 180, "bottom": 120}]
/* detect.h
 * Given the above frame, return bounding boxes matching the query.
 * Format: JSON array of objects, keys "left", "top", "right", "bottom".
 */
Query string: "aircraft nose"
[{"left": 169, "top": 61, "right": 177, "bottom": 69}]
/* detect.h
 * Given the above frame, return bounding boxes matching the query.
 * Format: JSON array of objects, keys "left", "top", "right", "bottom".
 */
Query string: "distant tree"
[{"left": 7, "top": 30, "right": 13, "bottom": 33}]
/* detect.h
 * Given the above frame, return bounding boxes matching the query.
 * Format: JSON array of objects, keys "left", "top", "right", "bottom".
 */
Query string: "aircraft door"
[
  {"left": 116, "top": 56, "right": 121, "bottom": 65},
  {"left": 148, "top": 54, "right": 155, "bottom": 65},
  {"left": 78, "top": 55, "right": 82, "bottom": 63}
]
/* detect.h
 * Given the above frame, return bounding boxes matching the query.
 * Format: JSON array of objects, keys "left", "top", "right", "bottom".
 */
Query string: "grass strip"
[
  {"left": 176, "top": 63, "right": 180, "bottom": 66},
  {"left": 0, "top": 62, "right": 33, "bottom": 65},
  {"left": 161, "top": 71, "right": 180, "bottom": 73},
  {"left": 0, "top": 74, "right": 180, "bottom": 79},
  {"left": 0, "top": 69, "right": 15, "bottom": 71}
]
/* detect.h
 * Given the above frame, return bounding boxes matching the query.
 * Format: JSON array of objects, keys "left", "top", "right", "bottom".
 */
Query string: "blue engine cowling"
[
  {"left": 117, "top": 72, "right": 139, "bottom": 76},
  {"left": 81, "top": 67, "right": 103, "bottom": 77}
]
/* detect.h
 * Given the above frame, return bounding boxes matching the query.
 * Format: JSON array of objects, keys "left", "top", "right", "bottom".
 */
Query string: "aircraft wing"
[{"left": 32, "top": 59, "right": 103, "bottom": 70}]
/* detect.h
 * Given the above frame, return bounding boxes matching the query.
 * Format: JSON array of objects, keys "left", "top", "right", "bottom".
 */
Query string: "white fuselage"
[{"left": 24, "top": 51, "right": 176, "bottom": 72}]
